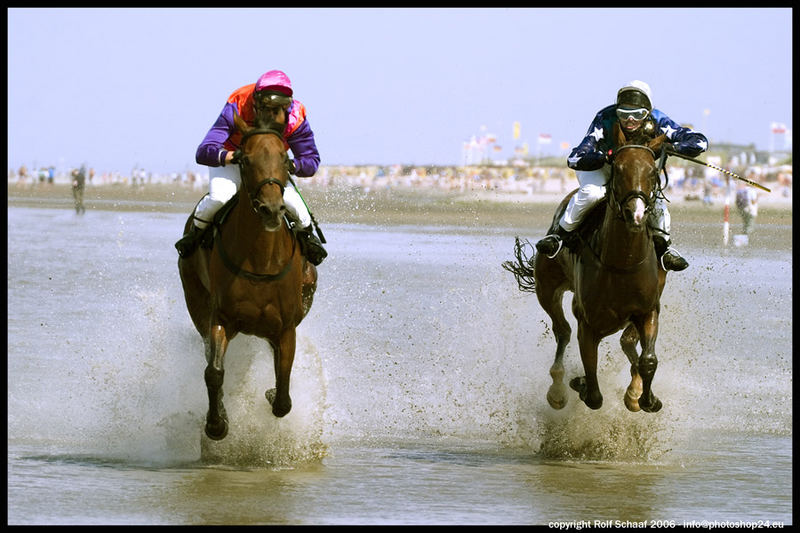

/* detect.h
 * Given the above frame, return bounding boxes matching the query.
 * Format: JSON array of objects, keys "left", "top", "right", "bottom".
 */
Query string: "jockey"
[
  {"left": 535, "top": 80, "right": 708, "bottom": 271},
  {"left": 175, "top": 69, "right": 327, "bottom": 265}
]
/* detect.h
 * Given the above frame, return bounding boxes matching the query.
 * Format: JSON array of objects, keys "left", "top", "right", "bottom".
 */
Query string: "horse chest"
[
  {"left": 217, "top": 288, "right": 299, "bottom": 336},
  {"left": 573, "top": 272, "right": 659, "bottom": 329}
]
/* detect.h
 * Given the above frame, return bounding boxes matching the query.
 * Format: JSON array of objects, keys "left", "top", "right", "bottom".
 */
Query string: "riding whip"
[
  {"left": 287, "top": 175, "right": 326, "bottom": 243},
  {"left": 667, "top": 150, "right": 771, "bottom": 192}
]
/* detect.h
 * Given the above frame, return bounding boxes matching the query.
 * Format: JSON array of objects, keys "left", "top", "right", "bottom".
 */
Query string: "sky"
[{"left": 7, "top": 7, "right": 794, "bottom": 174}]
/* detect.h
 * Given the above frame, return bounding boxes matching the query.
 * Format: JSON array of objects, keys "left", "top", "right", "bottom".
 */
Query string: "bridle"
[
  {"left": 584, "top": 143, "right": 668, "bottom": 273},
  {"left": 607, "top": 143, "right": 667, "bottom": 219},
  {"left": 214, "top": 126, "right": 296, "bottom": 282},
  {"left": 237, "top": 127, "right": 289, "bottom": 214}
]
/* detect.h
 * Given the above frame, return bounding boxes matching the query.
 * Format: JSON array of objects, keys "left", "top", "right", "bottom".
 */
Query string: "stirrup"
[
  {"left": 298, "top": 227, "right": 327, "bottom": 266},
  {"left": 175, "top": 224, "right": 205, "bottom": 258},
  {"left": 536, "top": 234, "right": 563, "bottom": 259},
  {"left": 660, "top": 247, "right": 688, "bottom": 272}
]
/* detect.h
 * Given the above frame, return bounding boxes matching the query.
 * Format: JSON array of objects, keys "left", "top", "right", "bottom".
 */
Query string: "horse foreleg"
[
  {"left": 635, "top": 312, "right": 662, "bottom": 413},
  {"left": 620, "top": 323, "right": 643, "bottom": 412},
  {"left": 537, "top": 286, "right": 571, "bottom": 409},
  {"left": 571, "top": 324, "right": 603, "bottom": 409},
  {"left": 204, "top": 324, "right": 230, "bottom": 440},
  {"left": 265, "top": 328, "right": 295, "bottom": 417}
]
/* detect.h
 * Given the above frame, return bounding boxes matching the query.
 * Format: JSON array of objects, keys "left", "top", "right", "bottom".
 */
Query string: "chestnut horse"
[
  {"left": 178, "top": 112, "right": 317, "bottom": 440},
  {"left": 504, "top": 122, "right": 669, "bottom": 413}
]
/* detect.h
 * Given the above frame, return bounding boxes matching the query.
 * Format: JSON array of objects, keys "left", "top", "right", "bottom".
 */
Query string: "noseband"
[
  {"left": 608, "top": 144, "right": 663, "bottom": 217},
  {"left": 237, "top": 127, "right": 288, "bottom": 210}
]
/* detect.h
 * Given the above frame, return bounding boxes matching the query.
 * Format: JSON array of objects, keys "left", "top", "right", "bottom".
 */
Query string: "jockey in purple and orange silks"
[
  {"left": 535, "top": 80, "right": 708, "bottom": 272},
  {"left": 175, "top": 69, "right": 326, "bottom": 265}
]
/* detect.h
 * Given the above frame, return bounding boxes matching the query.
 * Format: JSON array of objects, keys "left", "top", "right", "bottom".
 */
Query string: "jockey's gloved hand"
[
  {"left": 231, "top": 150, "right": 243, "bottom": 165},
  {"left": 671, "top": 142, "right": 703, "bottom": 158},
  {"left": 286, "top": 159, "right": 297, "bottom": 175}
]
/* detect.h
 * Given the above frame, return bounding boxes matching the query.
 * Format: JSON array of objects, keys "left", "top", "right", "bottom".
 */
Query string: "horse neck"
[{"left": 597, "top": 206, "right": 653, "bottom": 269}]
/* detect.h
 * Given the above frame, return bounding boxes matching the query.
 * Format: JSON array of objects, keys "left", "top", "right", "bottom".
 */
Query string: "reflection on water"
[{"left": 7, "top": 207, "right": 792, "bottom": 525}]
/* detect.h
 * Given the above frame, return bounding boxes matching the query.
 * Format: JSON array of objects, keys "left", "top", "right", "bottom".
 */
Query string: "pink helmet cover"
[{"left": 255, "top": 70, "right": 293, "bottom": 96}]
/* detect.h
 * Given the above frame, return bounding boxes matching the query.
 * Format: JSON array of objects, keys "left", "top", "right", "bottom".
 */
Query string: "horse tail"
[{"left": 501, "top": 236, "right": 538, "bottom": 293}]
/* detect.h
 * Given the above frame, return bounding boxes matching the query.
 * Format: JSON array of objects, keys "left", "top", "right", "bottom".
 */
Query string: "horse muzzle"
[
  {"left": 251, "top": 199, "right": 286, "bottom": 232},
  {"left": 622, "top": 196, "right": 648, "bottom": 232}
]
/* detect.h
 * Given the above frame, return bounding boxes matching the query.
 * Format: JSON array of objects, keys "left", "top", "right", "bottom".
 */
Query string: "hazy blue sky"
[{"left": 8, "top": 7, "right": 793, "bottom": 174}]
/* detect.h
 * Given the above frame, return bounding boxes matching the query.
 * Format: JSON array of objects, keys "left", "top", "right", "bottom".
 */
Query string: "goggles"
[
  {"left": 255, "top": 91, "right": 293, "bottom": 109},
  {"left": 616, "top": 107, "right": 649, "bottom": 122}
]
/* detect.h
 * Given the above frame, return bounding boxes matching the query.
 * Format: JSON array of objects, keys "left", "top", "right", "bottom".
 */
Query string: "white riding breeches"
[
  {"left": 558, "top": 166, "right": 670, "bottom": 238},
  {"left": 192, "top": 164, "right": 311, "bottom": 229}
]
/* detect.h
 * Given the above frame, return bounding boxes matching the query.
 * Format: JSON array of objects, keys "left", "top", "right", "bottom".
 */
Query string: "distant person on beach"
[
  {"left": 175, "top": 69, "right": 326, "bottom": 265},
  {"left": 735, "top": 181, "right": 758, "bottom": 235},
  {"left": 17, "top": 165, "right": 28, "bottom": 187},
  {"left": 535, "top": 80, "right": 708, "bottom": 272},
  {"left": 71, "top": 164, "right": 86, "bottom": 214}
]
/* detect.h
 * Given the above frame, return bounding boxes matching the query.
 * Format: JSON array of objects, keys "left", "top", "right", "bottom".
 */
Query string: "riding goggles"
[
  {"left": 616, "top": 107, "right": 650, "bottom": 122},
  {"left": 255, "top": 91, "right": 293, "bottom": 109}
]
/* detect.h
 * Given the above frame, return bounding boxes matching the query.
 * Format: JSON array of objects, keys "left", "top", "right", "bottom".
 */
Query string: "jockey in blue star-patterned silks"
[{"left": 535, "top": 80, "right": 708, "bottom": 272}]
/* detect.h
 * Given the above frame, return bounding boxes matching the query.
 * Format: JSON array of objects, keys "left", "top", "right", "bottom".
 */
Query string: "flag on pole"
[
  {"left": 771, "top": 122, "right": 787, "bottom": 134},
  {"left": 560, "top": 141, "right": 570, "bottom": 151},
  {"left": 513, "top": 121, "right": 521, "bottom": 140},
  {"left": 538, "top": 133, "right": 552, "bottom": 144}
]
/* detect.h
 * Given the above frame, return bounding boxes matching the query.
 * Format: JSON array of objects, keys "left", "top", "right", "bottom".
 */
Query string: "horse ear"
[
  {"left": 232, "top": 111, "right": 249, "bottom": 134},
  {"left": 612, "top": 121, "right": 627, "bottom": 148},
  {"left": 648, "top": 133, "right": 668, "bottom": 154}
]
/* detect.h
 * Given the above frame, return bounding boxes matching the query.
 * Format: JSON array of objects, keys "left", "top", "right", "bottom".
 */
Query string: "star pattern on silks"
[
  {"left": 589, "top": 127, "right": 604, "bottom": 142},
  {"left": 660, "top": 124, "right": 677, "bottom": 139},
  {"left": 697, "top": 139, "right": 708, "bottom": 151}
]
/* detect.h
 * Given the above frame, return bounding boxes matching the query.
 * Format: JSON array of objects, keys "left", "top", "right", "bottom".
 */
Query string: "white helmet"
[{"left": 617, "top": 80, "right": 653, "bottom": 111}]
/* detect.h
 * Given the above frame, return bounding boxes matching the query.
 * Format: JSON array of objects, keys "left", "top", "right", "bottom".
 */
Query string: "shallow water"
[{"left": 7, "top": 206, "right": 792, "bottom": 525}]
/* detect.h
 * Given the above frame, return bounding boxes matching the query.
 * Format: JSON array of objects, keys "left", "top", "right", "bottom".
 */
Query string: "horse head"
[
  {"left": 609, "top": 122, "right": 667, "bottom": 232},
  {"left": 232, "top": 111, "right": 289, "bottom": 232}
]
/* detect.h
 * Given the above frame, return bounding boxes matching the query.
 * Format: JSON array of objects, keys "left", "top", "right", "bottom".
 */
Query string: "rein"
[
  {"left": 608, "top": 144, "right": 659, "bottom": 216},
  {"left": 215, "top": 222, "right": 296, "bottom": 282},
  {"left": 585, "top": 143, "right": 664, "bottom": 273},
  {"left": 215, "top": 126, "right": 296, "bottom": 282},
  {"left": 238, "top": 127, "right": 288, "bottom": 207}
]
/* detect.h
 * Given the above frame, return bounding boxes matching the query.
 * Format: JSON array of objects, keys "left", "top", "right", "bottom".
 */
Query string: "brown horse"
[
  {"left": 504, "top": 122, "right": 668, "bottom": 413},
  {"left": 178, "top": 111, "right": 318, "bottom": 441}
]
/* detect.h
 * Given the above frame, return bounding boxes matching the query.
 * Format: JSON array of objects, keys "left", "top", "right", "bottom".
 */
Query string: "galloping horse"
[
  {"left": 178, "top": 112, "right": 318, "bottom": 440},
  {"left": 504, "top": 122, "right": 669, "bottom": 413}
]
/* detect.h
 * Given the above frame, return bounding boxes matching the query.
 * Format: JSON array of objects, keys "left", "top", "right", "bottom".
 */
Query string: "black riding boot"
[
  {"left": 535, "top": 225, "right": 570, "bottom": 258},
  {"left": 298, "top": 225, "right": 327, "bottom": 266},
  {"left": 175, "top": 225, "right": 204, "bottom": 258},
  {"left": 654, "top": 236, "right": 689, "bottom": 271}
]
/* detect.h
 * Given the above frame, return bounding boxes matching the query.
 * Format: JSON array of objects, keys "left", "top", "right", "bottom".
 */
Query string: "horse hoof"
[
  {"left": 205, "top": 419, "right": 229, "bottom": 441},
  {"left": 265, "top": 388, "right": 276, "bottom": 405},
  {"left": 272, "top": 400, "right": 292, "bottom": 418},
  {"left": 585, "top": 396, "right": 603, "bottom": 410},
  {"left": 569, "top": 377, "right": 585, "bottom": 394},
  {"left": 625, "top": 395, "right": 642, "bottom": 412},
  {"left": 547, "top": 385, "right": 568, "bottom": 409},
  {"left": 639, "top": 397, "right": 663, "bottom": 413},
  {"left": 569, "top": 377, "right": 602, "bottom": 409},
  {"left": 624, "top": 389, "right": 642, "bottom": 412},
  {"left": 266, "top": 388, "right": 292, "bottom": 417}
]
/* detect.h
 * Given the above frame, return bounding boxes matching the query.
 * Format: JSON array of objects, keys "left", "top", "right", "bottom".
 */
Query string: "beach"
[{"left": 6, "top": 180, "right": 792, "bottom": 233}]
